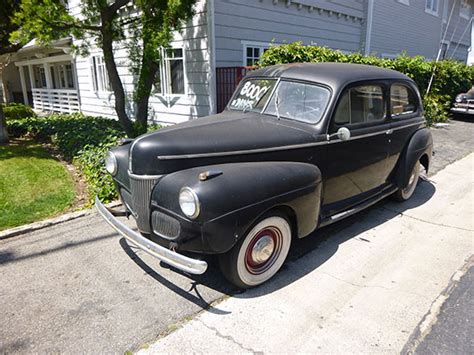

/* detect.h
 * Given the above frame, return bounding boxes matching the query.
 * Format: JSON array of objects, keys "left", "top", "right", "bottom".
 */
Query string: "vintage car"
[
  {"left": 96, "top": 63, "right": 433, "bottom": 288},
  {"left": 451, "top": 86, "right": 474, "bottom": 118}
]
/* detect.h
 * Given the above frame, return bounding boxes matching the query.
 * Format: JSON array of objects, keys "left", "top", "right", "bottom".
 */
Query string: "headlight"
[
  {"left": 105, "top": 151, "right": 118, "bottom": 176},
  {"left": 455, "top": 95, "right": 464, "bottom": 103},
  {"left": 179, "top": 187, "right": 200, "bottom": 219}
]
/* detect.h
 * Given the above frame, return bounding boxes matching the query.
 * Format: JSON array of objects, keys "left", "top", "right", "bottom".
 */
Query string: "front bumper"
[
  {"left": 95, "top": 197, "right": 208, "bottom": 275},
  {"left": 451, "top": 107, "right": 474, "bottom": 115}
]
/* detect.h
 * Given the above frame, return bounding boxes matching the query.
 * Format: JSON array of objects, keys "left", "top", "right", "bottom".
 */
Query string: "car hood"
[{"left": 130, "top": 111, "right": 318, "bottom": 175}]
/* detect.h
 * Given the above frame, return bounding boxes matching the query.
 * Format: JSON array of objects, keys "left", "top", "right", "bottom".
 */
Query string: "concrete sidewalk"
[{"left": 140, "top": 153, "right": 474, "bottom": 354}]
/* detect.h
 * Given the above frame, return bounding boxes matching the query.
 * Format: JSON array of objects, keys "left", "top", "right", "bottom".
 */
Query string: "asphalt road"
[
  {"left": 0, "top": 119, "right": 472, "bottom": 353},
  {"left": 414, "top": 264, "right": 474, "bottom": 354}
]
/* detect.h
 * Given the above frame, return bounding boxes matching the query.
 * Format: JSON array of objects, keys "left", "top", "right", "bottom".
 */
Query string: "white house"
[{"left": 1, "top": 0, "right": 472, "bottom": 124}]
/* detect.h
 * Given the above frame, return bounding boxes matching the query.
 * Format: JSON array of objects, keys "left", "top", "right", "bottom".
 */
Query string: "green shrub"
[
  {"left": 2, "top": 103, "right": 36, "bottom": 120},
  {"left": 423, "top": 94, "right": 451, "bottom": 125},
  {"left": 74, "top": 141, "right": 122, "bottom": 204},
  {"left": 259, "top": 42, "right": 474, "bottom": 123},
  {"left": 8, "top": 113, "right": 125, "bottom": 159}
]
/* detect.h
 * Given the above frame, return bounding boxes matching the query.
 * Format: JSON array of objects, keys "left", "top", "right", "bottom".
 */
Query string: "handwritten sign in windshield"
[{"left": 229, "top": 79, "right": 276, "bottom": 112}]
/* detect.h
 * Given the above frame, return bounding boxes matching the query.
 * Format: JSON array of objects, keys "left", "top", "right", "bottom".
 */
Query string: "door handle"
[{"left": 386, "top": 129, "right": 393, "bottom": 135}]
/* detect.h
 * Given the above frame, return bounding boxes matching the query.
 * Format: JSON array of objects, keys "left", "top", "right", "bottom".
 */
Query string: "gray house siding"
[
  {"left": 369, "top": 0, "right": 472, "bottom": 61},
  {"left": 213, "top": 0, "right": 365, "bottom": 67}
]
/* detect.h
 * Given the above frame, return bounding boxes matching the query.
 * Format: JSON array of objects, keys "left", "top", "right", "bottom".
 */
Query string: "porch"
[{"left": 14, "top": 44, "right": 80, "bottom": 114}]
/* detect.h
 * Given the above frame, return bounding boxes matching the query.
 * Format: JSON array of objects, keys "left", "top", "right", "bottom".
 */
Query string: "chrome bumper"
[{"left": 95, "top": 197, "right": 208, "bottom": 275}]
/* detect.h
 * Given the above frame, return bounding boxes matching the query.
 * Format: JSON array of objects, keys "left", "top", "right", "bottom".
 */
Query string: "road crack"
[{"left": 197, "top": 318, "right": 263, "bottom": 354}]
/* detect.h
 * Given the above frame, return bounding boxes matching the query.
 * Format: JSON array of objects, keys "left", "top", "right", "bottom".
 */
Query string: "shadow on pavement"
[{"left": 118, "top": 180, "right": 436, "bottom": 308}]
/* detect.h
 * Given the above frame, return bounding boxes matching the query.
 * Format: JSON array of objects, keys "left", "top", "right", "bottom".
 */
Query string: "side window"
[
  {"left": 390, "top": 84, "right": 417, "bottom": 117},
  {"left": 333, "top": 85, "right": 385, "bottom": 125}
]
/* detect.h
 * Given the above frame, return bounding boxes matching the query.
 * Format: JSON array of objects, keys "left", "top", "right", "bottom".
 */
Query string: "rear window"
[
  {"left": 334, "top": 85, "right": 386, "bottom": 125},
  {"left": 391, "top": 84, "right": 417, "bottom": 117}
]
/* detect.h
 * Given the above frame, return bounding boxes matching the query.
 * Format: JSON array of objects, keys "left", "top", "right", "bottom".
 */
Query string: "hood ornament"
[{"left": 199, "top": 170, "right": 223, "bottom": 181}]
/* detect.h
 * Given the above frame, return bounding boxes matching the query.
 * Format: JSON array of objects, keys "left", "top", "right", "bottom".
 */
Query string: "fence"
[{"left": 216, "top": 66, "right": 254, "bottom": 113}]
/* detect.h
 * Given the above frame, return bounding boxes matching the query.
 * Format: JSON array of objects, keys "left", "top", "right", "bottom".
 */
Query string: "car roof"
[{"left": 246, "top": 62, "right": 414, "bottom": 89}]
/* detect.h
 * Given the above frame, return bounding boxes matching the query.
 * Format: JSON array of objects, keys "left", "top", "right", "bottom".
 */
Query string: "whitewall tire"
[{"left": 219, "top": 214, "right": 292, "bottom": 288}]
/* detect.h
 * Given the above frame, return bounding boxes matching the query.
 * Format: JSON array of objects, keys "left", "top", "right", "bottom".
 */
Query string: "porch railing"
[
  {"left": 216, "top": 66, "right": 254, "bottom": 113},
  {"left": 32, "top": 88, "right": 80, "bottom": 113}
]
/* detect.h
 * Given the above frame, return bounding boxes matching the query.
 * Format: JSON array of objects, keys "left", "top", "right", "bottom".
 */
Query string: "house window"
[
  {"left": 153, "top": 48, "right": 186, "bottom": 96},
  {"left": 52, "top": 63, "right": 75, "bottom": 89},
  {"left": 91, "top": 55, "right": 111, "bottom": 92},
  {"left": 243, "top": 44, "right": 269, "bottom": 66},
  {"left": 460, "top": 0, "right": 471, "bottom": 19},
  {"left": 33, "top": 65, "right": 47, "bottom": 88},
  {"left": 425, "top": 0, "right": 439, "bottom": 16}
]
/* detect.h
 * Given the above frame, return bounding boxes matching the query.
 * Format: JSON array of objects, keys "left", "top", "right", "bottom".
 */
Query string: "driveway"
[{"left": 0, "top": 120, "right": 473, "bottom": 353}]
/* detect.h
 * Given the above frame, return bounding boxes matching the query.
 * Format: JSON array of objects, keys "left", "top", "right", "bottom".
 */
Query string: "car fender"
[
  {"left": 395, "top": 128, "right": 433, "bottom": 187},
  {"left": 151, "top": 161, "right": 322, "bottom": 253}
]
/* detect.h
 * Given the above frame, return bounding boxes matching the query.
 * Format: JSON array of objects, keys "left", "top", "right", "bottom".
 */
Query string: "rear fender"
[{"left": 395, "top": 128, "right": 433, "bottom": 187}]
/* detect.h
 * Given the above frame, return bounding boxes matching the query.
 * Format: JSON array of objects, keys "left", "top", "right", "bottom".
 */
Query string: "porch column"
[
  {"left": 18, "top": 66, "right": 29, "bottom": 105},
  {"left": 27, "top": 65, "right": 35, "bottom": 89},
  {"left": 43, "top": 63, "right": 53, "bottom": 89},
  {"left": 27, "top": 65, "right": 35, "bottom": 109}
]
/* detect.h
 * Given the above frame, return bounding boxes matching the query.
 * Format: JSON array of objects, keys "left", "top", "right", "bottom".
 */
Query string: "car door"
[
  {"left": 387, "top": 82, "right": 425, "bottom": 173},
  {"left": 322, "top": 82, "right": 392, "bottom": 215}
]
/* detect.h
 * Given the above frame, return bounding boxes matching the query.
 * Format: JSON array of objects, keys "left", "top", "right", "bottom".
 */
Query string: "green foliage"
[
  {"left": 7, "top": 113, "right": 130, "bottom": 204},
  {"left": 74, "top": 140, "right": 122, "bottom": 205},
  {"left": 422, "top": 94, "right": 451, "bottom": 125},
  {"left": 1, "top": 103, "right": 36, "bottom": 120},
  {"left": 0, "top": 0, "right": 22, "bottom": 55},
  {"left": 259, "top": 42, "right": 474, "bottom": 123}
]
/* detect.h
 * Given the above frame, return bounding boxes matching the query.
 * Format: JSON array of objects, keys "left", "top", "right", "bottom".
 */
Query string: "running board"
[{"left": 319, "top": 186, "right": 398, "bottom": 228}]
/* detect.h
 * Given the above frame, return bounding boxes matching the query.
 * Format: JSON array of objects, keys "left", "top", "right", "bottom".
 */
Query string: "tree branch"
[{"left": 0, "top": 44, "right": 22, "bottom": 56}]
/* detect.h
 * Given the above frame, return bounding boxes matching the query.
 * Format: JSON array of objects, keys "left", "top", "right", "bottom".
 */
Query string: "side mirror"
[{"left": 327, "top": 127, "right": 351, "bottom": 141}]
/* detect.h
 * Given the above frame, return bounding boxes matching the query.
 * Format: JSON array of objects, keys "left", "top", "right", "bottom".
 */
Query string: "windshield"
[
  {"left": 265, "top": 81, "right": 330, "bottom": 124},
  {"left": 228, "top": 79, "right": 277, "bottom": 112},
  {"left": 228, "top": 78, "right": 330, "bottom": 124}
]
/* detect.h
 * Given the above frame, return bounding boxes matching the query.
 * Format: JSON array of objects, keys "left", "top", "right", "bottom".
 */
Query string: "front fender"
[
  {"left": 396, "top": 128, "right": 433, "bottom": 187},
  {"left": 151, "top": 162, "right": 322, "bottom": 253}
]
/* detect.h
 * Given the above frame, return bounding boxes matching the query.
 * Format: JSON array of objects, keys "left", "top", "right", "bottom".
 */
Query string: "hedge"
[
  {"left": 259, "top": 42, "right": 474, "bottom": 124},
  {"left": 8, "top": 114, "right": 125, "bottom": 204}
]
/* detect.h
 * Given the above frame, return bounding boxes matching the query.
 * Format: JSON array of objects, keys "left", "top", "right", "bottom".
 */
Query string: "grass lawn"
[{"left": 0, "top": 140, "right": 76, "bottom": 231}]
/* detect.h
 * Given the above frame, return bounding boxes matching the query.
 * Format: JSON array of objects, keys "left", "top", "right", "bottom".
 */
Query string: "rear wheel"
[
  {"left": 394, "top": 160, "right": 421, "bottom": 201},
  {"left": 219, "top": 214, "right": 292, "bottom": 288}
]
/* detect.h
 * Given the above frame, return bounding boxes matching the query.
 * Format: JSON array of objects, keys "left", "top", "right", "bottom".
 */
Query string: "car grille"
[
  {"left": 129, "top": 174, "right": 161, "bottom": 233},
  {"left": 152, "top": 211, "right": 181, "bottom": 240}
]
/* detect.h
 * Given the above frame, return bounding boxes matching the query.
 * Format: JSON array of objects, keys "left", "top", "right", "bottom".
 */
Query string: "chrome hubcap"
[{"left": 251, "top": 235, "right": 275, "bottom": 264}]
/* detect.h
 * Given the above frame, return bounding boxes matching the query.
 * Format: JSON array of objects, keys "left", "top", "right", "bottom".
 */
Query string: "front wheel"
[
  {"left": 219, "top": 214, "right": 292, "bottom": 288},
  {"left": 393, "top": 160, "right": 421, "bottom": 202}
]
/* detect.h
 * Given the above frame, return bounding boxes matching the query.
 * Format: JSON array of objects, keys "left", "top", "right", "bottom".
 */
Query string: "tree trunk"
[
  {"left": 0, "top": 104, "right": 9, "bottom": 144},
  {"left": 101, "top": 15, "right": 135, "bottom": 137},
  {"left": 135, "top": 49, "right": 159, "bottom": 133}
]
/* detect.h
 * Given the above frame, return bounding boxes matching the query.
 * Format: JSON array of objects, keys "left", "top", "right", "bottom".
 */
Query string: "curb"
[{"left": 0, "top": 201, "right": 122, "bottom": 240}]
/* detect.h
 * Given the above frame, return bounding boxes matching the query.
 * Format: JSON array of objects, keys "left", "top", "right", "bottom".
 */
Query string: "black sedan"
[{"left": 96, "top": 62, "right": 433, "bottom": 288}]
